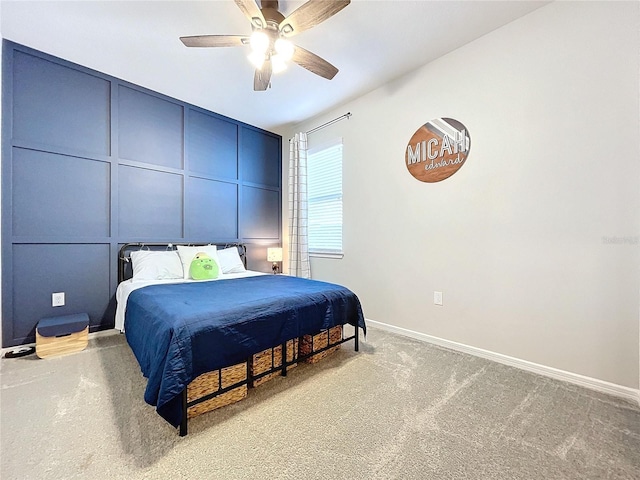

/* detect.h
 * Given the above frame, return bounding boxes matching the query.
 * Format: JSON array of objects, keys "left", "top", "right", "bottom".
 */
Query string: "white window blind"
[{"left": 307, "top": 139, "right": 343, "bottom": 255}]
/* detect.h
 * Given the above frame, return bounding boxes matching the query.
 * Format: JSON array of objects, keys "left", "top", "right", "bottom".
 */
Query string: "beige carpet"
[{"left": 1, "top": 326, "right": 639, "bottom": 479}]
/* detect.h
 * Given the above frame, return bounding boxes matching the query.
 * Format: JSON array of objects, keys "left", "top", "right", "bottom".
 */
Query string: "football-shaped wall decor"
[{"left": 405, "top": 118, "right": 471, "bottom": 183}]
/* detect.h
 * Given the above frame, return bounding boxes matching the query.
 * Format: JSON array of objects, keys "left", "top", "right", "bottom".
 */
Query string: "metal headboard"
[{"left": 118, "top": 243, "right": 247, "bottom": 283}]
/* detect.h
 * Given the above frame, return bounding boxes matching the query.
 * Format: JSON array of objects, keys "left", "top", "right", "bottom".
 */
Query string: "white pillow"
[
  {"left": 176, "top": 245, "right": 221, "bottom": 280},
  {"left": 130, "top": 250, "right": 184, "bottom": 281},
  {"left": 217, "top": 246, "right": 246, "bottom": 274}
]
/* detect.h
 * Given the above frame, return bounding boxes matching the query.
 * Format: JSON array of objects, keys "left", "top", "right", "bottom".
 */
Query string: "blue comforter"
[{"left": 125, "top": 274, "right": 366, "bottom": 427}]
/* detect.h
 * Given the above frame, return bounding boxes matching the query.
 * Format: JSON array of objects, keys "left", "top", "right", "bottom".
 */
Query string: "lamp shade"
[{"left": 267, "top": 247, "right": 283, "bottom": 262}]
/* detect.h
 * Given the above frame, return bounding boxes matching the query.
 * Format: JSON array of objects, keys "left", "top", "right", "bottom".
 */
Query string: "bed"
[{"left": 116, "top": 243, "right": 366, "bottom": 436}]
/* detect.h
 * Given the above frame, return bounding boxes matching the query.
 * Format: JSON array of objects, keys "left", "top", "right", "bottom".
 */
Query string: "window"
[{"left": 307, "top": 139, "right": 343, "bottom": 256}]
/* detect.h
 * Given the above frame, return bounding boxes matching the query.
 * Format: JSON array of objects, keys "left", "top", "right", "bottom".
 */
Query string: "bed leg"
[
  {"left": 179, "top": 388, "right": 188, "bottom": 437},
  {"left": 281, "top": 341, "right": 288, "bottom": 377},
  {"left": 355, "top": 325, "right": 359, "bottom": 352}
]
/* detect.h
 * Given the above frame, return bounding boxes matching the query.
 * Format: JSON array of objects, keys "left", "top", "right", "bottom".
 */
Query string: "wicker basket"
[
  {"left": 249, "top": 339, "right": 298, "bottom": 387},
  {"left": 186, "top": 362, "right": 247, "bottom": 418},
  {"left": 299, "top": 325, "right": 343, "bottom": 364}
]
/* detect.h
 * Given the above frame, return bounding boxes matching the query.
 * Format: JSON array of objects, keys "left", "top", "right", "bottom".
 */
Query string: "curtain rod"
[
  {"left": 306, "top": 112, "right": 352, "bottom": 135},
  {"left": 288, "top": 112, "right": 352, "bottom": 142}
]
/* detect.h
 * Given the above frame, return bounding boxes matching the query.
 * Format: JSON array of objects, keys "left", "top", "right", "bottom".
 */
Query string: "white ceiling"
[{"left": 1, "top": 0, "right": 548, "bottom": 132}]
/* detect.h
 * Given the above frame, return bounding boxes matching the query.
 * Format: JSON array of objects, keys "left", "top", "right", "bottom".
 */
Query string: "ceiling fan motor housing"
[{"left": 261, "top": 4, "right": 285, "bottom": 26}]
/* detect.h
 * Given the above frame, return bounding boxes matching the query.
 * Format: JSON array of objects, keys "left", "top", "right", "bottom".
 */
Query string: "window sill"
[{"left": 309, "top": 252, "right": 344, "bottom": 259}]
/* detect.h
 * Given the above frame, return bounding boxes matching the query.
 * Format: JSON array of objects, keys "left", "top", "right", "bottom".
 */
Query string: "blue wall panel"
[
  {"left": 188, "top": 110, "right": 238, "bottom": 179},
  {"left": 2, "top": 41, "right": 282, "bottom": 347},
  {"left": 186, "top": 177, "right": 238, "bottom": 240},
  {"left": 242, "top": 127, "right": 281, "bottom": 187},
  {"left": 118, "top": 166, "right": 183, "bottom": 238},
  {"left": 12, "top": 244, "right": 111, "bottom": 339},
  {"left": 118, "top": 86, "right": 184, "bottom": 169},
  {"left": 12, "top": 148, "right": 110, "bottom": 237},
  {"left": 13, "top": 51, "right": 110, "bottom": 156},
  {"left": 241, "top": 186, "right": 280, "bottom": 239}
]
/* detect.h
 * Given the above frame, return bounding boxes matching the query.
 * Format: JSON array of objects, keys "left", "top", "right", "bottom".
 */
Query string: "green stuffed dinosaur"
[{"left": 189, "top": 252, "right": 219, "bottom": 280}]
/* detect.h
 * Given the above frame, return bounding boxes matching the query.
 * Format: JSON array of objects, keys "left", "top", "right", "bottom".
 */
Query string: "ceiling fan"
[{"left": 180, "top": 0, "right": 350, "bottom": 91}]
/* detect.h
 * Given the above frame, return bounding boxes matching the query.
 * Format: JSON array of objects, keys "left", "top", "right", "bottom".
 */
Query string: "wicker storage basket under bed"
[
  {"left": 186, "top": 362, "right": 247, "bottom": 418},
  {"left": 299, "top": 325, "right": 343, "bottom": 364},
  {"left": 249, "top": 338, "right": 298, "bottom": 387}
]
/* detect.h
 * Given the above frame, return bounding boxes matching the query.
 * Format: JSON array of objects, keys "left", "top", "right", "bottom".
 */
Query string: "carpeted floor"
[{"left": 1, "top": 326, "right": 639, "bottom": 479}]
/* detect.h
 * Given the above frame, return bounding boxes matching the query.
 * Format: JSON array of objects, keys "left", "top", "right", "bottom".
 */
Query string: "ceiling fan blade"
[
  {"left": 254, "top": 59, "right": 273, "bottom": 91},
  {"left": 292, "top": 46, "right": 338, "bottom": 80},
  {"left": 279, "top": 0, "right": 350, "bottom": 37},
  {"left": 234, "top": 0, "right": 266, "bottom": 28},
  {"left": 180, "top": 35, "right": 249, "bottom": 48}
]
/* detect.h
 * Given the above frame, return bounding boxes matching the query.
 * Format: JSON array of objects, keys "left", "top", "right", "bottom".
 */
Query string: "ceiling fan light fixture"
[
  {"left": 249, "top": 30, "right": 270, "bottom": 54},
  {"left": 274, "top": 38, "right": 294, "bottom": 61},
  {"left": 271, "top": 54, "right": 287, "bottom": 73},
  {"left": 248, "top": 51, "right": 266, "bottom": 69}
]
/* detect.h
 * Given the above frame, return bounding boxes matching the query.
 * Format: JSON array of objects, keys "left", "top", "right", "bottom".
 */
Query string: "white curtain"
[{"left": 288, "top": 132, "right": 311, "bottom": 278}]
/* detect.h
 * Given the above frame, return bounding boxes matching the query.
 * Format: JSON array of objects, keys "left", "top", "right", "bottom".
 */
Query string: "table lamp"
[{"left": 267, "top": 247, "right": 283, "bottom": 274}]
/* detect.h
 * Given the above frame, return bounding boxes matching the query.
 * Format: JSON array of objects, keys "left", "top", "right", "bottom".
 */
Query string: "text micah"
[{"left": 406, "top": 130, "right": 468, "bottom": 167}]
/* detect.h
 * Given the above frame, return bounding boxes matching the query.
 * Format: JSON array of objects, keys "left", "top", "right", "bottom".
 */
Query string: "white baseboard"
[{"left": 366, "top": 318, "right": 640, "bottom": 407}]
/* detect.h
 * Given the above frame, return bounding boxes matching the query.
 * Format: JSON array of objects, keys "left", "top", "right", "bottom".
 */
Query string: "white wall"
[
  {"left": 1, "top": 4, "right": 4, "bottom": 337},
  {"left": 284, "top": 1, "right": 640, "bottom": 389}
]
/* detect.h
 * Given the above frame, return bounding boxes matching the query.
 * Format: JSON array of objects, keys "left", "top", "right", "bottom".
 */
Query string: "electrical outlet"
[
  {"left": 434, "top": 291, "right": 443, "bottom": 306},
  {"left": 52, "top": 292, "right": 65, "bottom": 307}
]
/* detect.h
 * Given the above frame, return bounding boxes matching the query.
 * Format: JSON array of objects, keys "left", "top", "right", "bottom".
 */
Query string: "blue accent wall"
[{"left": 1, "top": 41, "right": 282, "bottom": 347}]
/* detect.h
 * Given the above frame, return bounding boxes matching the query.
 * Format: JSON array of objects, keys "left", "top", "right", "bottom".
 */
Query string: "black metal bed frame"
[
  {"left": 118, "top": 242, "right": 361, "bottom": 437},
  {"left": 179, "top": 327, "right": 359, "bottom": 436}
]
